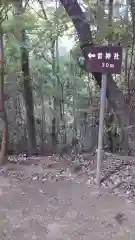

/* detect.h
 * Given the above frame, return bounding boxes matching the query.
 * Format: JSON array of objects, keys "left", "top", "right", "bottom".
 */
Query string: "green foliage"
[{"left": 2, "top": 0, "right": 135, "bottom": 128}]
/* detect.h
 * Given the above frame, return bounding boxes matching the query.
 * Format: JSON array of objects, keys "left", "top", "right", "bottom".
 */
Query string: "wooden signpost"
[{"left": 86, "top": 45, "right": 122, "bottom": 185}]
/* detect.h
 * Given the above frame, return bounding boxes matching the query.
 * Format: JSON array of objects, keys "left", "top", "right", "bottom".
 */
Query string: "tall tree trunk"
[
  {"left": 55, "top": 0, "right": 66, "bottom": 144},
  {"left": 128, "top": 0, "right": 135, "bottom": 124},
  {"left": 0, "top": 26, "right": 8, "bottom": 164},
  {"left": 105, "top": 0, "right": 114, "bottom": 151},
  {"left": 96, "top": 0, "right": 106, "bottom": 42},
  {"left": 21, "top": 29, "right": 37, "bottom": 156},
  {"left": 60, "top": 0, "right": 135, "bottom": 154},
  {"left": 87, "top": 73, "right": 92, "bottom": 106},
  {"left": 130, "top": 0, "right": 135, "bottom": 37},
  {"left": 125, "top": 0, "right": 131, "bottom": 104},
  {"left": 50, "top": 40, "right": 57, "bottom": 147},
  {"left": 108, "top": 0, "right": 113, "bottom": 39},
  {"left": 40, "top": 89, "right": 45, "bottom": 155},
  {"left": 14, "top": 0, "right": 36, "bottom": 156}
]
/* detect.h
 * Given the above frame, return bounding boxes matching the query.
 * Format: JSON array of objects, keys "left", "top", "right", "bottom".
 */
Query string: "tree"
[
  {"left": 59, "top": 0, "right": 135, "bottom": 154},
  {"left": 13, "top": 0, "right": 37, "bottom": 156},
  {"left": 0, "top": 0, "right": 133, "bottom": 156},
  {"left": 0, "top": 4, "right": 9, "bottom": 164}
]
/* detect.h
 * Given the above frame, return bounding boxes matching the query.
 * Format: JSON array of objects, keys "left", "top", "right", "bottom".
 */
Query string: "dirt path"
[{"left": 0, "top": 165, "right": 135, "bottom": 240}]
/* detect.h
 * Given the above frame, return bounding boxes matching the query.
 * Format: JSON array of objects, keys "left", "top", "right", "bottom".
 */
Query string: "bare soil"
[{"left": 0, "top": 159, "right": 135, "bottom": 240}]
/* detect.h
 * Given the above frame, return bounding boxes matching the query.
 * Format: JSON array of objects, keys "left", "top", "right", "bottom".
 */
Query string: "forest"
[{"left": 0, "top": 0, "right": 135, "bottom": 165}]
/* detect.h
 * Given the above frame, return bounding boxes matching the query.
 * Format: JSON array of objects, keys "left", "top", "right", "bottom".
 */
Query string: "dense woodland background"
[{"left": 0, "top": 0, "right": 135, "bottom": 164}]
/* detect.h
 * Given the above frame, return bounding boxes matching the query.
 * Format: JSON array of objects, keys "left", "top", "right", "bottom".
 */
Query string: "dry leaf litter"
[{"left": 0, "top": 152, "right": 135, "bottom": 203}]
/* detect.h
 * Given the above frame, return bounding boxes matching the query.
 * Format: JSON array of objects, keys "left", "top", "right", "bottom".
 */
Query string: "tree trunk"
[
  {"left": 87, "top": 73, "right": 92, "bottom": 106},
  {"left": 130, "top": 0, "right": 135, "bottom": 37},
  {"left": 14, "top": 0, "right": 36, "bottom": 156},
  {"left": 40, "top": 86, "right": 45, "bottom": 155},
  {"left": 108, "top": 0, "right": 113, "bottom": 37},
  {"left": 0, "top": 27, "right": 8, "bottom": 164},
  {"left": 21, "top": 29, "right": 37, "bottom": 156},
  {"left": 96, "top": 0, "right": 106, "bottom": 42},
  {"left": 50, "top": 40, "right": 57, "bottom": 147},
  {"left": 60, "top": 0, "right": 135, "bottom": 154},
  {"left": 105, "top": 0, "right": 114, "bottom": 150}
]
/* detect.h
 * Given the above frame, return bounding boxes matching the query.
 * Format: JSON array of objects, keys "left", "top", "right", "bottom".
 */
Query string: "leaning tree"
[{"left": 59, "top": 0, "right": 135, "bottom": 154}]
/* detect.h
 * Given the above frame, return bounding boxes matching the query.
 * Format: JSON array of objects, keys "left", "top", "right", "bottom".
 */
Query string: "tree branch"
[{"left": 37, "top": 0, "right": 48, "bottom": 20}]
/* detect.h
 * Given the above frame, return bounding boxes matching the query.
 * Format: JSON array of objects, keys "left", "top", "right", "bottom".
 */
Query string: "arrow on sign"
[{"left": 88, "top": 53, "right": 96, "bottom": 59}]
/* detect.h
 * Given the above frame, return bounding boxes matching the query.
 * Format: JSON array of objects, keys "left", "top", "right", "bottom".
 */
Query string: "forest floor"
[{"left": 0, "top": 154, "right": 135, "bottom": 239}]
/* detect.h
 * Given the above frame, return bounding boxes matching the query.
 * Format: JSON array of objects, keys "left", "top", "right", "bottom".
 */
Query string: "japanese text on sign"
[
  {"left": 88, "top": 52, "right": 119, "bottom": 61},
  {"left": 85, "top": 46, "right": 122, "bottom": 74}
]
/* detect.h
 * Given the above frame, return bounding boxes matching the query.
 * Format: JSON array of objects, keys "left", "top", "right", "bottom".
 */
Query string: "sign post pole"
[
  {"left": 96, "top": 74, "right": 107, "bottom": 186},
  {"left": 86, "top": 45, "right": 122, "bottom": 185}
]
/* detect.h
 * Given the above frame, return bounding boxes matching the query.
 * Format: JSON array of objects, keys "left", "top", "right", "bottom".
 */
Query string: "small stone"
[
  {"left": 21, "top": 192, "right": 26, "bottom": 195},
  {"left": 87, "top": 179, "right": 91, "bottom": 185},
  {"left": 32, "top": 176, "right": 37, "bottom": 180},
  {"left": 42, "top": 178, "right": 47, "bottom": 182},
  {"left": 126, "top": 190, "right": 131, "bottom": 195},
  {"left": 126, "top": 200, "right": 132, "bottom": 204},
  {"left": 39, "top": 189, "right": 44, "bottom": 193}
]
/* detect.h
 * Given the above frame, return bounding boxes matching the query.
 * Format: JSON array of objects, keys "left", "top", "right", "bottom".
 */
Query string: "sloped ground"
[{"left": 0, "top": 159, "right": 135, "bottom": 239}]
